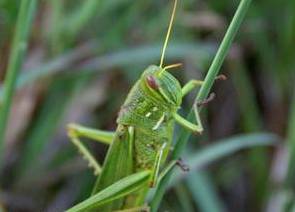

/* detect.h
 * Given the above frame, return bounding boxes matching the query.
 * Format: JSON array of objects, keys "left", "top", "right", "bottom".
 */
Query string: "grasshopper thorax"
[{"left": 140, "top": 65, "right": 182, "bottom": 108}]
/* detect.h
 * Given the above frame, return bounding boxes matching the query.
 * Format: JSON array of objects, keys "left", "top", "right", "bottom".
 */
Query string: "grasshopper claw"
[
  {"left": 197, "top": 92, "right": 216, "bottom": 107},
  {"left": 176, "top": 158, "right": 190, "bottom": 172}
]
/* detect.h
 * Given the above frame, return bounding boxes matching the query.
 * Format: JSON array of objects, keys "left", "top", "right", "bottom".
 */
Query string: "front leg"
[
  {"left": 173, "top": 93, "right": 216, "bottom": 134},
  {"left": 150, "top": 144, "right": 190, "bottom": 187},
  {"left": 181, "top": 75, "right": 226, "bottom": 96},
  {"left": 181, "top": 80, "right": 204, "bottom": 96},
  {"left": 176, "top": 75, "right": 222, "bottom": 134}
]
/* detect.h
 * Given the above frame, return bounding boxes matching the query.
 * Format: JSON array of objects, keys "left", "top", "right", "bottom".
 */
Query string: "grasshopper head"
[{"left": 141, "top": 65, "right": 182, "bottom": 107}]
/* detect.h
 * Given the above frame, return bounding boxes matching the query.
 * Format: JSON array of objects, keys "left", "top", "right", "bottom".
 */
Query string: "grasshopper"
[{"left": 66, "top": 0, "right": 220, "bottom": 211}]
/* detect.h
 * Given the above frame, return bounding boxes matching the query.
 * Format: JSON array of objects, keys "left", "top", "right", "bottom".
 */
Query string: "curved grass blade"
[
  {"left": 170, "top": 133, "right": 279, "bottom": 185},
  {"left": 186, "top": 172, "right": 226, "bottom": 212},
  {"left": 66, "top": 171, "right": 150, "bottom": 212}
]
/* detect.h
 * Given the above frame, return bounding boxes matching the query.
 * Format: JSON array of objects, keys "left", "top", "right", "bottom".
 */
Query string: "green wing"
[{"left": 92, "top": 124, "right": 134, "bottom": 211}]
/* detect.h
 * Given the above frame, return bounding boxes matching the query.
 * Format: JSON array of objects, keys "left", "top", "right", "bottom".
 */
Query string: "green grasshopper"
[{"left": 66, "top": 0, "right": 220, "bottom": 211}]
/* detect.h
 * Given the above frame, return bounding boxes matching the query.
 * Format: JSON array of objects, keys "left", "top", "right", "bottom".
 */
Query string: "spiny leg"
[
  {"left": 67, "top": 124, "right": 115, "bottom": 175},
  {"left": 150, "top": 143, "right": 167, "bottom": 187},
  {"left": 174, "top": 93, "right": 216, "bottom": 134},
  {"left": 67, "top": 126, "right": 148, "bottom": 212},
  {"left": 150, "top": 144, "right": 190, "bottom": 187},
  {"left": 175, "top": 74, "right": 224, "bottom": 133},
  {"left": 151, "top": 158, "right": 190, "bottom": 188},
  {"left": 173, "top": 113, "right": 203, "bottom": 134},
  {"left": 68, "top": 129, "right": 102, "bottom": 176}
]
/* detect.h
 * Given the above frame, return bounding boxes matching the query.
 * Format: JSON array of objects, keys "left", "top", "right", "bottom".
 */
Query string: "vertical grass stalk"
[
  {"left": 286, "top": 91, "right": 295, "bottom": 187},
  {"left": 151, "top": 0, "right": 252, "bottom": 210},
  {"left": 0, "top": 0, "right": 37, "bottom": 165}
]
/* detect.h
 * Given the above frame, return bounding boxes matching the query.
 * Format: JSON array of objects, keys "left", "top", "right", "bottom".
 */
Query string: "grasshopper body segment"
[
  {"left": 92, "top": 65, "right": 183, "bottom": 211},
  {"left": 117, "top": 65, "right": 182, "bottom": 170}
]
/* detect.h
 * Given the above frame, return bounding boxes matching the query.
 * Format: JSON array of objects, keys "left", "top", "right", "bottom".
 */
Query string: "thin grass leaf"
[
  {"left": 174, "top": 184, "right": 194, "bottom": 212},
  {"left": 48, "top": 0, "right": 64, "bottom": 53},
  {"left": 151, "top": 0, "right": 252, "bottom": 210},
  {"left": 0, "top": 0, "right": 37, "bottom": 166},
  {"left": 230, "top": 59, "right": 268, "bottom": 201},
  {"left": 170, "top": 133, "right": 278, "bottom": 185},
  {"left": 286, "top": 92, "right": 295, "bottom": 187},
  {"left": 186, "top": 172, "right": 226, "bottom": 212},
  {"left": 66, "top": 171, "right": 150, "bottom": 212},
  {"left": 65, "top": 0, "right": 101, "bottom": 37}
]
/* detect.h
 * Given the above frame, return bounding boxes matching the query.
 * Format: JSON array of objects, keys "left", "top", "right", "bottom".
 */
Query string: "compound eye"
[{"left": 146, "top": 75, "right": 159, "bottom": 90}]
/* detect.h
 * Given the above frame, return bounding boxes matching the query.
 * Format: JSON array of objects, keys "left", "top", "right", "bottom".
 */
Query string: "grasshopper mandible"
[{"left": 66, "top": 0, "right": 220, "bottom": 211}]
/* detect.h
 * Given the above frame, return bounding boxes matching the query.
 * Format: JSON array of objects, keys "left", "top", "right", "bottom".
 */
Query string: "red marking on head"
[{"left": 146, "top": 75, "right": 159, "bottom": 90}]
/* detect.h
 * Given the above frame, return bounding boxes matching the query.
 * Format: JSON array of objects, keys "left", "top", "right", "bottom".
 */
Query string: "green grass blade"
[
  {"left": 158, "top": 133, "right": 278, "bottom": 210},
  {"left": 66, "top": 171, "right": 150, "bottom": 212},
  {"left": 174, "top": 184, "right": 194, "bottom": 212},
  {"left": 151, "top": 1, "right": 253, "bottom": 209},
  {"left": 65, "top": 0, "right": 101, "bottom": 37},
  {"left": 286, "top": 92, "right": 295, "bottom": 187},
  {"left": 48, "top": 0, "right": 64, "bottom": 53},
  {"left": 0, "top": 0, "right": 37, "bottom": 165},
  {"left": 230, "top": 59, "right": 268, "bottom": 203},
  {"left": 170, "top": 133, "right": 278, "bottom": 184},
  {"left": 186, "top": 172, "right": 226, "bottom": 212}
]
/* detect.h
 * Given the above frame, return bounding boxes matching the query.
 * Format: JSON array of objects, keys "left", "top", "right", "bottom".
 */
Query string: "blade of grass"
[
  {"left": 230, "top": 59, "right": 268, "bottom": 204},
  {"left": 65, "top": 0, "right": 101, "bottom": 38},
  {"left": 48, "top": 0, "right": 64, "bottom": 53},
  {"left": 66, "top": 171, "right": 150, "bottom": 212},
  {"left": 150, "top": 0, "right": 252, "bottom": 210},
  {"left": 186, "top": 171, "right": 226, "bottom": 212},
  {"left": 170, "top": 133, "right": 278, "bottom": 185},
  {"left": 174, "top": 184, "right": 194, "bottom": 212},
  {"left": 0, "top": 0, "right": 37, "bottom": 167},
  {"left": 165, "top": 133, "right": 278, "bottom": 210},
  {"left": 286, "top": 91, "right": 295, "bottom": 187}
]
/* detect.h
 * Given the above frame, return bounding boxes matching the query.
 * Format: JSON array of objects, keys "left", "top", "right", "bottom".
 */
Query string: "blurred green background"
[{"left": 0, "top": 0, "right": 294, "bottom": 211}]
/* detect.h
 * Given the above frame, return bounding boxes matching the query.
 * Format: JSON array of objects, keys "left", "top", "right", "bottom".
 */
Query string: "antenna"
[
  {"left": 159, "top": 0, "right": 178, "bottom": 68},
  {"left": 163, "top": 63, "right": 182, "bottom": 70}
]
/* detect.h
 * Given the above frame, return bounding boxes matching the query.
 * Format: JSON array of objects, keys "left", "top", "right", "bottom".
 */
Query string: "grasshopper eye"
[{"left": 146, "top": 75, "right": 159, "bottom": 90}]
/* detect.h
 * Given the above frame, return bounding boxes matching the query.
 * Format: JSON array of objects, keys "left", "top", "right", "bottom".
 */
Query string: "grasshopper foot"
[
  {"left": 67, "top": 123, "right": 79, "bottom": 138},
  {"left": 215, "top": 74, "right": 227, "bottom": 81},
  {"left": 176, "top": 158, "right": 190, "bottom": 172},
  {"left": 197, "top": 92, "right": 216, "bottom": 107}
]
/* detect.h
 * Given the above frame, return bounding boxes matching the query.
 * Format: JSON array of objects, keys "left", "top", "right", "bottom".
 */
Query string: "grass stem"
[
  {"left": 150, "top": 0, "right": 252, "bottom": 210},
  {"left": 0, "top": 0, "right": 37, "bottom": 166}
]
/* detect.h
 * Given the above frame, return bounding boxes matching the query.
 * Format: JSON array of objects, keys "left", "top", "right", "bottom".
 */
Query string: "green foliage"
[
  {"left": 0, "top": 0, "right": 36, "bottom": 164},
  {"left": 0, "top": 0, "right": 294, "bottom": 211}
]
